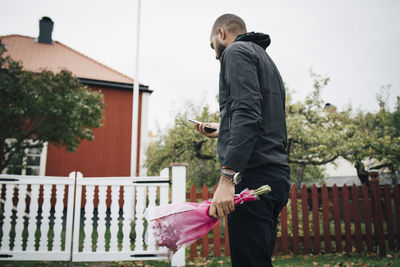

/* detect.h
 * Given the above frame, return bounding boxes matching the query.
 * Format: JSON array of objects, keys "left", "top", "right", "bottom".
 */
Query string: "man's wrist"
[
  {"left": 220, "top": 168, "right": 242, "bottom": 185},
  {"left": 220, "top": 175, "right": 235, "bottom": 185}
]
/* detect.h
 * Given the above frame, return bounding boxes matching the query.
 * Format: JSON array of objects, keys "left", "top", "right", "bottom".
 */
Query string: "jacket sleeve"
[{"left": 221, "top": 44, "right": 262, "bottom": 172}]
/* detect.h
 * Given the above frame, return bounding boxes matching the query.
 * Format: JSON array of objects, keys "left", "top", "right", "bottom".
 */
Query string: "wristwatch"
[{"left": 220, "top": 168, "right": 242, "bottom": 185}]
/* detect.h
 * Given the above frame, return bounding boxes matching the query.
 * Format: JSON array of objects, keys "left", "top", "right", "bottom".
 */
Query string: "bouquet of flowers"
[{"left": 144, "top": 185, "right": 271, "bottom": 253}]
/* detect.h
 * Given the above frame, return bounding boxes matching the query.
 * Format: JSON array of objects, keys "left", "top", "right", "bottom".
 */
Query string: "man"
[{"left": 195, "top": 14, "right": 290, "bottom": 266}]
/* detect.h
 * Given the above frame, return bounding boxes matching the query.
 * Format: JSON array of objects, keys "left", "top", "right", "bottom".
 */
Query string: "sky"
[{"left": 1, "top": 0, "right": 399, "bottom": 132}]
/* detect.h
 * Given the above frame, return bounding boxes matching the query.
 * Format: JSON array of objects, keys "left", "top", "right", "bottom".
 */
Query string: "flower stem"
[{"left": 253, "top": 185, "right": 272, "bottom": 196}]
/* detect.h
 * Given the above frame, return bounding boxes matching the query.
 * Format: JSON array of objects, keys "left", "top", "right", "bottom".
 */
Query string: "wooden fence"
[{"left": 186, "top": 175, "right": 400, "bottom": 259}]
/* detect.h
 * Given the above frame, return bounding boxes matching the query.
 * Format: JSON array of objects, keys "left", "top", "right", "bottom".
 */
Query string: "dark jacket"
[{"left": 217, "top": 32, "right": 289, "bottom": 176}]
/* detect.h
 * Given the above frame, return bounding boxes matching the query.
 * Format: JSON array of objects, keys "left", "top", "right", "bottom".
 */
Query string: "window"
[
  {"left": 26, "top": 146, "right": 42, "bottom": 175},
  {"left": 2, "top": 139, "right": 47, "bottom": 176}
]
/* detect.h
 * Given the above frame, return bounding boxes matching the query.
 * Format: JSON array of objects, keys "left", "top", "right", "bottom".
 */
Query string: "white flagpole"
[{"left": 131, "top": 0, "right": 141, "bottom": 177}]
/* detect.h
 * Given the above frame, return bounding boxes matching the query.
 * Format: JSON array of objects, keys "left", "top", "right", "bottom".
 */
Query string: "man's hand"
[
  {"left": 209, "top": 176, "right": 235, "bottom": 219},
  {"left": 195, "top": 122, "right": 219, "bottom": 138}
]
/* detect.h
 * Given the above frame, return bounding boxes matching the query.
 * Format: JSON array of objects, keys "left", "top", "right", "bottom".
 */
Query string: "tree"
[
  {"left": 145, "top": 103, "right": 220, "bottom": 188},
  {"left": 286, "top": 72, "right": 351, "bottom": 188},
  {"left": 0, "top": 49, "right": 105, "bottom": 173},
  {"left": 343, "top": 87, "right": 400, "bottom": 184}
]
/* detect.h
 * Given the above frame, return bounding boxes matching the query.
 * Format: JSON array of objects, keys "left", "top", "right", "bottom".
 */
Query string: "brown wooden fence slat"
[
  {"left": 332, "top": 184, "right": 342, "bottom": 253},
  {"left": 301, "top": 184, "right": 311, "bottom": 254},
  {"left": 201, "top": 184, "right": 209, "bottom": 257},
  {"left": 224, "top": 216, "right": 230, "bottom": 256},
  {"left": 311, "top": 185, "right": 320, "bottom": 253},
  {"left": 213, "top": 220, "right": 221, "bottom": 257},
  {"left": 189, "top": 184, "right": 197, "bottom": 259},
  {"left": 342, "top": 184, "right": 352, "bottom": 253},
  {"left": 322, "top": 184, "right": 331, "bottom": 253},
  {"left": 370, "top": 177, "right": 386, "bottom": 256},
  {"left": 273, "top": 239, "right": 278, "bottom": 255},
  {"left": 211, "top": 184, "right": 227, "bottom": 256},
  {"left": 281, "top": 205, "right": 289, "bottom": 254},
  {"left": 393, "top": 185, "right": 400, "bottom": 248},
  {"left": 351, "top": 184, "right": 362, "bottom": 253},
  {"left": 361, "top": 184, "right": 373, "bottom": 252},
  {"left": 291, "top": 185, "right": 300, "bottom": 254},
  {"left": 383, "top": 185, "right": 395, "bottom": 251}
]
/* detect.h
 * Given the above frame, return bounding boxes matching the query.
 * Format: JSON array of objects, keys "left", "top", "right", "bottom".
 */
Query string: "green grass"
[
  {"left": 0, "top": 253, "right": 399, "bottom": 267},
  {"left": 272, "top": 253, "right": 400, "bottom": 267}
]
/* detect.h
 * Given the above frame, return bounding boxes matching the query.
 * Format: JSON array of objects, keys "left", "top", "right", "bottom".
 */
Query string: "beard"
[{"left": 215, "top": 39, "right": 226, "bottom": 60}]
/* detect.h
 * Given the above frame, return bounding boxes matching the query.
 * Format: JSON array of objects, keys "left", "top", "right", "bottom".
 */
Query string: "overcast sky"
[{"left": 1, "top": 0, "right": 399, "bottom": 132}]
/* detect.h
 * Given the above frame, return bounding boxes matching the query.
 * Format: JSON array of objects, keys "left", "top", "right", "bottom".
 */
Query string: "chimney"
[{"left": 38, "top": 17, "right": 54, "bottom": 44}]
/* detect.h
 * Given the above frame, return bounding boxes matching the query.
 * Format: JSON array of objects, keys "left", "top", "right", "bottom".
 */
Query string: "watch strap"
[{"left": 220, "top": 168, "right": 236, "bottom": 183}]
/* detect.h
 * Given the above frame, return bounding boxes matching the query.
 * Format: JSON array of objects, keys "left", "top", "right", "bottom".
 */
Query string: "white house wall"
[{"left": 325, "top": 157, "right": 357, "bottom": 177}]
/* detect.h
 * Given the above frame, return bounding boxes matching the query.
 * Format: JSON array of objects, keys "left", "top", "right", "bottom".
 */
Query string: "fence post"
[
  {"left": 361, "top": 183, "right": 374, "bottom": 252},
  {"left": 383, "top": 185, "right": 395, "bottom": 251},
  {"left": 72, "top": 172, "right": 83, "bottom": 261},
  {"left": 332, "top": 184, "right": 342, "bottom": 253},
  {"left": 342, "top": 184, "right": 352, "bottom": 253},
  {"left": 171, "top": 163, "right": 188, "bottom": 267},
  {"left": 311, "top": 185, "right": 320, "bottom": 254},
  {"left": 290, "top": 185, "right": 300, "bottom": 254},
  {"left": 280, "top": 205, "right": 289, "bottom": 254},
  {"left": 321, "top": 184, "right": 331, "bottom": 253},
  {"left": 393, "top": 185, "right": 400, "bottom": 250},
  {"left": 351, "top": 184, "right": 363, "bottom": 253},
  {"left": 369, "top": 170, "right": 386, "bottom": 257},
  {"left": 301, "top": 184, "right": 311, "bottom": 254}
]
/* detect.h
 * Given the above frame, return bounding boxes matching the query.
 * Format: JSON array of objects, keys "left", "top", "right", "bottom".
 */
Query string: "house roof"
[{"left": 0, "top": 34, "right": 137, "bottom": 86}]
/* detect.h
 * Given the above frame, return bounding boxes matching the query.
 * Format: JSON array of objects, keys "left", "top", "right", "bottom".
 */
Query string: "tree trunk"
[
  {"left": 389, "top": 165, "right": 398, "bottom": 185},
  {"left": 355, "top": 161, "right": 370, "bottom": 186},
  {"left": 295, "top": 164, "right": 306, "bottom": 189}
]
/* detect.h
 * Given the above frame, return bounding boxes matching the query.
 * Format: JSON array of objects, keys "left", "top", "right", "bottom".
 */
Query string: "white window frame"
[{"left": 2, "top": 139, "right": 47, "bottom": 176}]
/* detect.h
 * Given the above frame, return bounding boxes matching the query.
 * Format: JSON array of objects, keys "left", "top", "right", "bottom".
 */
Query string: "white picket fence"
[
  {"left": 0, "top": 173, "right": 75, "bottom": 260},
  {"left": 0, "top": 165, "right": 186, "bottom": 266}
]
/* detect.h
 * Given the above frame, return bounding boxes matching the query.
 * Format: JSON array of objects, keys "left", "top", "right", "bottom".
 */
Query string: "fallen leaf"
[{"left": 313, "top": 262, "right": 319, "bottom": 266}]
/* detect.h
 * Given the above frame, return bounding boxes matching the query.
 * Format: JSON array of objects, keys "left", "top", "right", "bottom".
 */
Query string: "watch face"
[{"left": 233, "top": 173, "right": 242, "bottom": 184}]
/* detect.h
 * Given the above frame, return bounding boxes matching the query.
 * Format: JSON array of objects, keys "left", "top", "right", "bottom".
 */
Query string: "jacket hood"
[{"left": 234, "top": 32, "right": 271, "bottom": 50}]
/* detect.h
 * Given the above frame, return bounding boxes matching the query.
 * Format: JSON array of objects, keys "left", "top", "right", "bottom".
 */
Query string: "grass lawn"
[{"left": 0, "top": 253, "right": 399, "bottom": 267}]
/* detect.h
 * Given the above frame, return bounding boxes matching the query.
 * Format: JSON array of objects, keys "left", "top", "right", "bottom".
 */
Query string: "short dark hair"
[{"left": 211, "top": 14, "right": 247, "bottom": 37}]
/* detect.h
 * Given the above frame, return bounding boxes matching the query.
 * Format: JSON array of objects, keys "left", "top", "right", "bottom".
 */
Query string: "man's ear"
[{"left": 218, "top": 27, "right": 226, "bottom": 40}]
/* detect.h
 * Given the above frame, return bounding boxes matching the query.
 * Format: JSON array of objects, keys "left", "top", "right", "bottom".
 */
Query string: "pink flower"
[{"left": 145, "top": 185, "right": 271, "bottom": 253}]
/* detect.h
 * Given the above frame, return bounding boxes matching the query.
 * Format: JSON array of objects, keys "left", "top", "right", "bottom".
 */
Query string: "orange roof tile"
[{"left": 1, "top": 34, "right": 134, "bottom": 84}]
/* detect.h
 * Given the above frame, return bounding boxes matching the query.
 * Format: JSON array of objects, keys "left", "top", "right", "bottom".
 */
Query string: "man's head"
[{"left": 210, "top": 14, "right": 247, "bottom": 60}]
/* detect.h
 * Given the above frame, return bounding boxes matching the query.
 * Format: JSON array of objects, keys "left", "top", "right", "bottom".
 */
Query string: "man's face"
[{"left": 210, "top": 35, "right": 226, "bottom": 60}]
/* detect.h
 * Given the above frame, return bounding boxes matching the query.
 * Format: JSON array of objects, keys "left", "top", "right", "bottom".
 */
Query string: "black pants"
[{"left": 228, "top": 167, "right": 290, "bottom": 267}]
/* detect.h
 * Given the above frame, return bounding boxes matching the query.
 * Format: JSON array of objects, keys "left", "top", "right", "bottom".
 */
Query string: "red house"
[{"left": 1, "top": 17, "right": 152, "bottom": 177}]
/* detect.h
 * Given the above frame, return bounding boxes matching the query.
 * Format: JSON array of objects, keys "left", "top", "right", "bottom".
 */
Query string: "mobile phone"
[{"left": 188, "top": 119, "right": 217, "bottom": 133}]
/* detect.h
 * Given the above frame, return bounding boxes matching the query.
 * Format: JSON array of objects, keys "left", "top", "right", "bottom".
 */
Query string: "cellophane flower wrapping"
[{"left": 144, "top": 186, "right": 270, "bottom": 254}]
